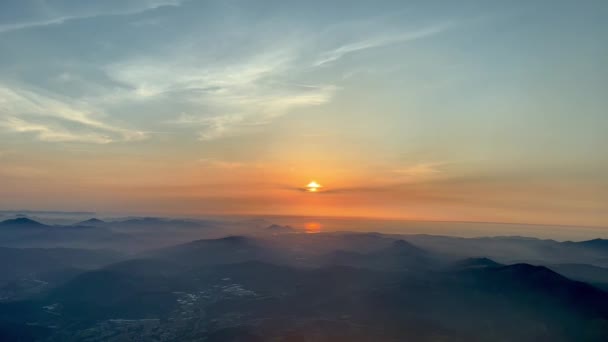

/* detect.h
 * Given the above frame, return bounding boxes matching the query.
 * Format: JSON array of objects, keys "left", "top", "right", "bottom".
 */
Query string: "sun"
[{"left": 306, "top": 180, "right": 322, "bottom": 192}]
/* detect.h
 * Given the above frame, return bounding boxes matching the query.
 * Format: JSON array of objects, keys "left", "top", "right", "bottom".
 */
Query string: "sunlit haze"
[
  {"left": 0, "top": 0, "right": 606, "bottom": 230},
  {"left": 2, "top": 2, "right": 608, "bottom": 340}
]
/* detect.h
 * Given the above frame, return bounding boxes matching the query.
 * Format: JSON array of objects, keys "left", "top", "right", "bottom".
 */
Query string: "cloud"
[
  {"left": 287, "top": 185, "right": 388, "bottom": 194},
  {"left": 0, "top": 0, "right": 184, "bottom": 34},
  {"left": 0, "top": 85, "right": 145, "bottom": 143},
  {"left": 313, "top": 24, "right": 451, "bottom": 67},
  {"left": 106, "top": 49, "right": 293, "bottom": 97},
  {"left": 0, "top": 5, "right": 453, "bottom": 144},
  {"left": 132, "top": 22, "right": 446, "bottom": 142},
  {"left": 194, "top": 84, "right": 335, "bottom": 140},
  {"left": 115, "top": 50, "right": 336, "bottom": 140},
  {"left": 195, "top": 116, "right": 247, "bottom": 141},
  {"left": 0, "top": 116, "right": 113, "bottom": 144}
]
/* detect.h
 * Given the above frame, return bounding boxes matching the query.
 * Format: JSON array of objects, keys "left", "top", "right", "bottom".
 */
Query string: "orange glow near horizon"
[{"left": 305, "top": 222, "right": 322, "bottom": 234}]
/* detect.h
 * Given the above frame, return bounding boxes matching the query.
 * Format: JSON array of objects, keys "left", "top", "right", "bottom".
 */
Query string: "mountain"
[
  {"left": 3, "top": 231, "right": 608, "bottom": 341},
  {"left": 361, "top": 263, "right": 608, "bottom": 341},
  {"left": 378, "top": 239, "right": 428, "bottom": 257},
  {"left": 323, "top": 239, "right": 436, "bottom": 271},
  {"left": 12, "top": 258, "right": 608, "bottom": 341},
  {"left": 568, "top": 238, "right": 608, "bottom": 251},
  {"left": 460, "top": 263, "right": 608, "bottom": 320},
  {"left": 0, "top": 219, "right": 137, "bottom": 250},
  {"left": 149, "top": 236, "right": 279, "bottom": 267},
  {"left": 0, "top": 247, "right": 126, "bottom": 302},
  {"left": 460, "top": 263, "right": 608, "bottom": 311},
  {"left": 76, "top": 218, "right": 106, "bottom": 226},
  {"left": 0, "top": 218, "right": 47, "bottom": 228},
  {"left": 0, "top": 247, "right": 124, "bottom": 284},
  {"left": 265, "top": 224, "right": 296, "bottom": 234},
  {"left": 451, "top": 257, "right": 503, "bottom": 270},
  {"left": 402, "top": 234, "right": 608, "bottom": 267},
  {"left": 548, "top": 263, "right": 608, "bottom": 289}
]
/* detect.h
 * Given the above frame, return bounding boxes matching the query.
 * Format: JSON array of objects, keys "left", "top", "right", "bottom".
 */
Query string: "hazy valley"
[{"left": 2, "top": 215, "right": 608, "bottom": 341}]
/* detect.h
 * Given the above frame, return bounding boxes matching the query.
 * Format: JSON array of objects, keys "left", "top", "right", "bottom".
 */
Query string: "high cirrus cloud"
[
  {"left": 0, "top": 0, "right": 184, "bottom": 34},
  {"left": 0, "top": 0, "right": 455, "bottom": 144},
  {"left": 108, "top": 50, "right": 336, "bottom": 140},
  {"left": 313, "top": 24, "right": 452, "bottom": 67},
  {"left": 0, "top": 85, "right": 145, "bottom": 143}
]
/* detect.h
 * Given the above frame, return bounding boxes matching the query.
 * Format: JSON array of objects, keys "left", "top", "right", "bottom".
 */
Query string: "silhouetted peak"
[
  {"left": 119, "top": 217, "right": 164, "bottom": 224},
  {"left": 390, "top": 239, "right": 423, "bottom": 250},
  {"left": 266, "top": 224, "right": 296, "bottom": 232},
  {"left": 454, "top": 257, "right": 502, "bottom": 269},
  {"left": 578, "top": 239, "right": 608, "bottom": 249},
  {"left": 176, "top": 236, "right": 252, "bottom": 249},
  {"left": 0, "top": 217, "right": 46, "bottom": 227},
  {"left": 502, "top": 263, "right": 551, "bottom": 272},
  {"left": 217, "top": 235, "right": 250, "bottom": 244},
  {"left": 392, "top": 239, "right": 412, "bottom": 247},
  {"left": 78, "top": 218, "right": 105, "bottom": 225},
  {"left": 374, "top": 239, "right": 427, "bottom": 258},
  {"left": 491, "top": 263, "right": 566, "bottom": 283}
]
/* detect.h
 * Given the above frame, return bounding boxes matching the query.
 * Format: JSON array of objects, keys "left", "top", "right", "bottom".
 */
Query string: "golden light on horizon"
[
  {"left": 305, "top": 222, "right": 322, "bottom": 234},
  {"left": 306, "top": 181, "right": 322, "bottom": 192}
]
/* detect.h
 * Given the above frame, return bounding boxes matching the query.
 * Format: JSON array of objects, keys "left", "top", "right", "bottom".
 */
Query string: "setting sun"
[
  {"left": 306, "top": 181, "right": 322, "bottom": 192},
  {"left": 1, "top": 1, "right": 607, "bottom": 340}
]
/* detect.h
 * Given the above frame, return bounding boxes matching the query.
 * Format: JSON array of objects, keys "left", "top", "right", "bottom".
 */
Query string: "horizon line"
[{"left": 2, "top": 208, "right": 606, "bottom": 230}]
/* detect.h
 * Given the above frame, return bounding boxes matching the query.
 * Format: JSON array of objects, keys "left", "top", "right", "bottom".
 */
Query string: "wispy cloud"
[
  {"left": 197, "top": 116, "right": 249, "bottom": 141},
  {"left": 136, "top": 23, "right": 447, "bottom": 142},
  {"left": 115, "top": 50, "right": 336, "bottom": 140},
  {"left": 0, "top": 5, "right": 454, "bottom": 145},
  {"left": 0, "top": 85, "right": 145, "bottom": 143},
  {"left": 0, "top": 117, "right": 113, "bottom": 144},
  {"left": 106, "top": 22, "right": 446, "bottom": 142},
  {"left": 0, "top": 0, "right": 183, "bottom": 34},
  {"left": 313, "top": 24, "right": 451, "bottom": 67}
]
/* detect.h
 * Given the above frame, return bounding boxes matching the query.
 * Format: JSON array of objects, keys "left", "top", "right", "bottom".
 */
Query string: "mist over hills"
[
  {"left": 1, "top": 0, "right": 606, "bottom": 339},
  {"left": 2, "top": 216, "right": 608, "bottom": 340}
]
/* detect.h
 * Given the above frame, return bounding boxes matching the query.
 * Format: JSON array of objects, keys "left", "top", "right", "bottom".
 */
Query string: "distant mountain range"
[
  {"left": 3, "top": 218, "right": 608, "bottom": 340},
  {"left": 2, "top": 233, "right": 608, "bottom": 341}
]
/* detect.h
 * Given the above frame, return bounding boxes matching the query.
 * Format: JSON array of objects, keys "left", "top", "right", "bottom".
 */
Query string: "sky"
[{"left": 0, "top": 0, "right": 607, "bottom": 227}]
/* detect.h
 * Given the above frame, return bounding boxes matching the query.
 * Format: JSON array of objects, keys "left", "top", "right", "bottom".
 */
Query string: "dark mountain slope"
[
  {"left": 0, "top": 247, "right": 123, "bottom": 285},
  {"left": 150, "top": 236, "right": 279, "bottom": 267},
  {"left": 0, "top": 218, "right": 48, "bottom": 228},
  {"left": 450, "top": 257, "right": 503, "bottom": 270},
  {"left": 567, "top": 238, "right": 608, "bottom": 252},
  {"left": 76, "top": 218, "right": 106, "bottom": 226},
  {"left": 322, "top": 239, "right": 437, "bottom": 271},
  {"left": 377, "top": 263, "right": 608, "bottom": 341},
  {"left": 548, "top": 263, "right": 608, "bottom": 289}
]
